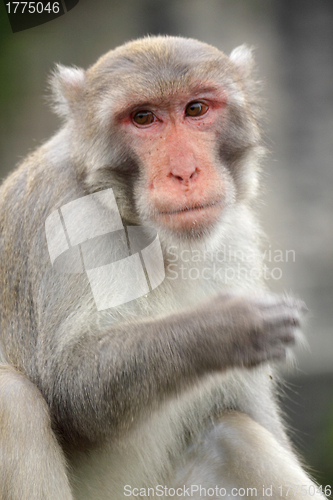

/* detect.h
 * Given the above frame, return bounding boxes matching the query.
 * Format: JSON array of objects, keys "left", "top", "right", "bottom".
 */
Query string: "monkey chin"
[{"left": 155, "top": 202, "right": 224, "bottom": 237}]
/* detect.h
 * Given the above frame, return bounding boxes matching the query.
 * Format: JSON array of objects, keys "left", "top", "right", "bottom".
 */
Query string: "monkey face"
[
  {"left": 51, "top": 37, "right": 262, "bottom": 239},
  {"left": 119, "top": 88, "right": 230, "bottom": 235}
]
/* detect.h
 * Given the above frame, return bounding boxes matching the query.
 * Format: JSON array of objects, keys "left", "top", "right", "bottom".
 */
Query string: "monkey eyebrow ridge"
[{"left": 115, "top": 85, "right": 225, "bottom": 122}]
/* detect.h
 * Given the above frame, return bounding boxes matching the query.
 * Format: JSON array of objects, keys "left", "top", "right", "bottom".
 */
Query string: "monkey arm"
[{"left": 35, "top": 292, "right": 302, "bottom": 444}]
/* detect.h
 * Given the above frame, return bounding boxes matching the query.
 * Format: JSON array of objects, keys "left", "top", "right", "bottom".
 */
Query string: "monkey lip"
[
  {"left": 159, "top": 200, "right": 222, "bottom": 215},
  {"left": 155, "top": 200, "right": 223, "bottom": 230}
]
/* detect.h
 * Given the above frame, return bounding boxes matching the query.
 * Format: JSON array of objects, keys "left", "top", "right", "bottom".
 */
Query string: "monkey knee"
[
  {"left": 0, "top": 366, "right": 74, "bottom": 500},
  {"left": 213, "top": 412, "right": 300, "bottom": 479},
  {"left": 214, "top": 411, "right": 274, "bottom": 451},
  {"left": 0, "top": 365, "right": 51, "bottom": 433}
]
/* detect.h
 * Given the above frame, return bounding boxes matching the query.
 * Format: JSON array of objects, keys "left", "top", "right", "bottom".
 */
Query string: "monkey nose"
[{"left": 170, "top": 168, "right": 198, "bottom": 184}]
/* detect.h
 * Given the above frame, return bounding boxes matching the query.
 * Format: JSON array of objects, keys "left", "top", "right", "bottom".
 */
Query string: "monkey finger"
[
  {"left": 244, "top": 346, "right": 287, "bottom": 367},
  {"left": 252, "top": 295, "right": 307, "bottom": 315},
  {"left": 262, "top": 310, "right": 302, "bottom": 329},
  {"left": 271, "top": 326, "right": 297, "bottom": 345}
]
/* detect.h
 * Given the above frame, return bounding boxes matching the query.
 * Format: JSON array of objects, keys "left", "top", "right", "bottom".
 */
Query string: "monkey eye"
[
  {"left": 185, "top": 101, "right": 209, "bottom": 117},
  {"left": 132, "top": 111, "right": 155, "bottom": 126}
]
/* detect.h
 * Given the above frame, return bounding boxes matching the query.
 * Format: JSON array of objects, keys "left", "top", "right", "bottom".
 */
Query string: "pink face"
[{"left": 118, "top": 86, "right": 228, "bottom": 233}]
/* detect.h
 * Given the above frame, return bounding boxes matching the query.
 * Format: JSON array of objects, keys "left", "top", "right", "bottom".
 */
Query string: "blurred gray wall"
[{"left": 0, "top": 0, "right": 333, "bottom": 483}]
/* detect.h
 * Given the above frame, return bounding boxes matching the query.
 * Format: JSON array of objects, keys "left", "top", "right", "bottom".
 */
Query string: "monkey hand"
[{"left": 194, "top": 292, "right": 307, "bottom": 370}]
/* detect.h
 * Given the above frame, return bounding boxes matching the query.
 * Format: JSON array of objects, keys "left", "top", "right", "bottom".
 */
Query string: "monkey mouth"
[
  {"left": 159, "top": 200, "right": 223, "bottom": 216},
  {"left": 155, "top": 200, "right": 224, "bottom": 231}
]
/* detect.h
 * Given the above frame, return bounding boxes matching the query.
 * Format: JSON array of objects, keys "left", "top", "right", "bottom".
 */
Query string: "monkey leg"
[
  {"left": 0, "top": 365, "right": 73, "bottom": 500},
  {"left": 176, "top": 411, "right": 326, "bottom": 500}
]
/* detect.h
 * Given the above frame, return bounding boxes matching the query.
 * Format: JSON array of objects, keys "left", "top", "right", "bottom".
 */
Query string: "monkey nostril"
[{"left": 171, "top": 169, "right": 197, "bottom": 184}]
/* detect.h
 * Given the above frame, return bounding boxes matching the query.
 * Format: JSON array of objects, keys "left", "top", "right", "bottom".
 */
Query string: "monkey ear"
[
  {"left": 229, "top": 45, "right": 255, "bottom": 80},
  {"left": 49, "top": 64, "right": 86, "bottom": 119}
]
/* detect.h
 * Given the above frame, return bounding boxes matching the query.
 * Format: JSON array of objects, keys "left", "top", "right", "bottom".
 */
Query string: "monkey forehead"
[{"left": 86, "top": 36, "right": 237, "bottom": 101}]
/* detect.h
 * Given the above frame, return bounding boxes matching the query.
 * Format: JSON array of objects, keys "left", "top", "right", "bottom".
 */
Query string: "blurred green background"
[{"left": 1, "top": 0, "right": 333, "bottom": 487}]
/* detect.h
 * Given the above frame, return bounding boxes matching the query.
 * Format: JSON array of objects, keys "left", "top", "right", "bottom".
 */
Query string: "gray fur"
[{"left": 0, "top": 36, "right": 324, "bottom": 499}]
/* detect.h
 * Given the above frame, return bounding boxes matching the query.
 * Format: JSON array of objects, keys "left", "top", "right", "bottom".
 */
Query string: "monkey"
[{"left": 0, "top": 36, "right": 327, "bottom": 500}]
